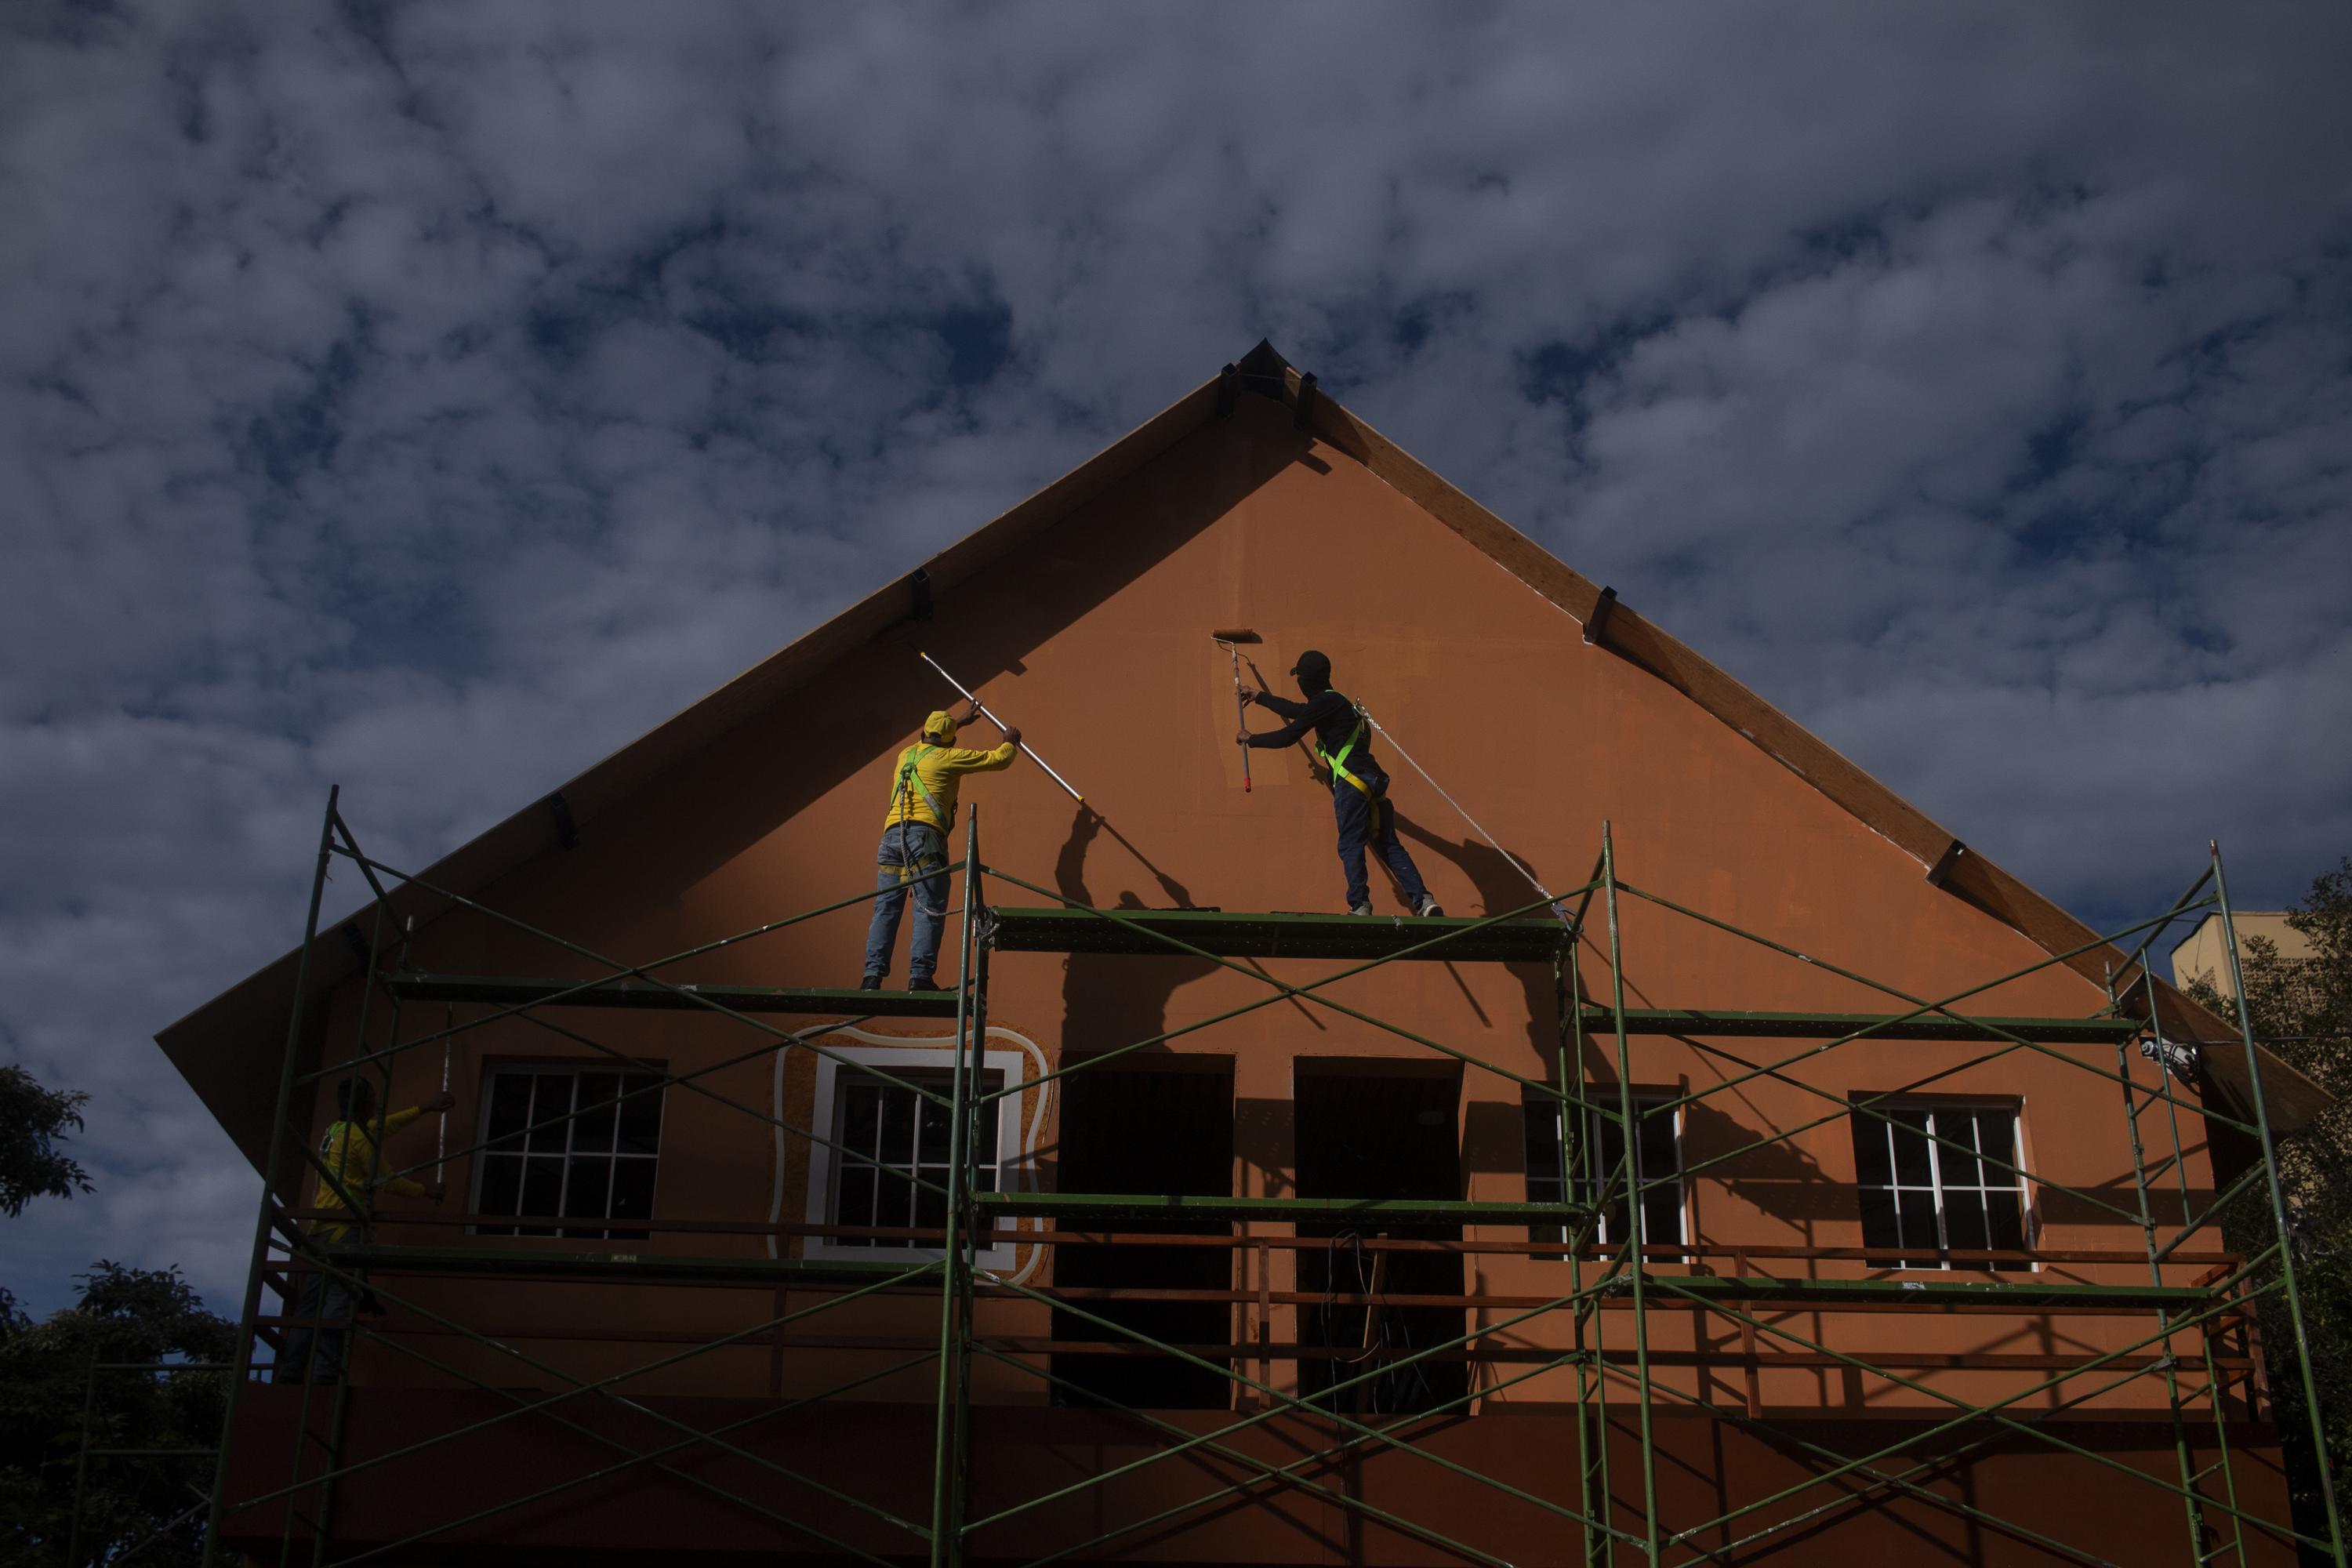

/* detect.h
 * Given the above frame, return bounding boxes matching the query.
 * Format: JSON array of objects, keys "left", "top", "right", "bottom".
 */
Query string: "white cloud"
[{"left": 2, "top": 0, "right": 2349, "bottom": 1315}]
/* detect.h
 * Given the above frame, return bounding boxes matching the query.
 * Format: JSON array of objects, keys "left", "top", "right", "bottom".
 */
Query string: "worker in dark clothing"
[{"left": 1237, "top": 650, "right": 1443, "bottom": 918}]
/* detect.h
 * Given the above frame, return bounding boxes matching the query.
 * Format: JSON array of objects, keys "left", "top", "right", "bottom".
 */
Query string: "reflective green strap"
[
  {"left": 890, "top": 746, "right": 944, "bottom": 818},
  {"left": 1319, "top": 711, "right": 1371, "bottom": 795}
]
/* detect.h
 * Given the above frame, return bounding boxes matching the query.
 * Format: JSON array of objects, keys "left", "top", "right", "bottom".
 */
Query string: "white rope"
[{"left": 1357, "top": 704, "right": 1568, "bottom": 924}]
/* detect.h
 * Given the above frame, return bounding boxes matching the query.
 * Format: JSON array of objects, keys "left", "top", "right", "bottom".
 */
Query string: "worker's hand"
[
  {"left": 1237, "top": 684, "right": 1258, "bottom": 702},
  {"left": 424, "top": 1092, "right": 456, "bottom": 1114},
  {"left": 960, "top": 700, "right": 984, "bottom": 725},
  {"left": 1236, "top": 729, "right": 1252, "bottom": 746},
  {"left": 424, "top": 1181, "right": 448, "bottom": 1203},
  {"left": 1002, "top": 727, "right": 1022, "bottom": 746}
]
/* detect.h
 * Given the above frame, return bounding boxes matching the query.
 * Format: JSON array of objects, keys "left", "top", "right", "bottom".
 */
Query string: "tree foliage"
[
  {"left": 2184, "top": 857, "right": 2352, "bottom": 1551},
  {"left": 0, "top": 1065, "right": 93, "bottom": 1219},
  {"left": 0, "top": 1263, "right": 231, "bottom": 1567}
]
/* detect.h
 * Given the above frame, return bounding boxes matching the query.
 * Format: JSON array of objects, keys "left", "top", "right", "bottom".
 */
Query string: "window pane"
[
  {"left": 1523, "top": 1096, "right": 1564, "bottom": 1189},
  {"left": 1642, "top": 1188, "right": 1684, "bottom": 1249},
  {"left": 876, "top": 1163, "right": 921, "bottom": 1228},
  {"left": 478, "top": 1152, "right": 523, "bottom": 1232},
  {"left": 1987, "top": 1189, "right": 2027, "bottom": 1254},
  {"left": 519, "top": 1157, "right": 562, "bottom": 1236},
  {"left": 1933, "top": 1114, "right": 1982, "bottom": 1188},
  {"left": 564, "top": 1156, "right": 612, "bottom": 1222},
  {"left": 1851, "top": 1113, "right": 1893, "bottom": 1186},
  {"left": 877, "top": 1084, "right": 916, "bottom": 1162},
  {"left": 1635, "top": 1107, "right": 1678, "bottom": 1183},
  {"left": 572, "top": 1075, "right": 618, "bottom": 1154},
  {"left": 1973, "top": 1112, "right": 2018, "bottom": 1180},
  {"left": 528, "top": 1076, "right": 574, "bottom": 1153},
  {"left": 915, "top": 1181, "right": 947, "bottom": 1233},
  {"left": 1943, "top": 1189, "right": 1990, "bottom": 1254},
  {"left": 1889, "top": 1110, "right": 1933, "bottom": 1186},
  {"left": 616, "top": 1076, "right": 663, "bottom": 1155},
  {"left": 1857, "top": 1185, "right": 1900, "bottom": 1253},
  {"left": 916, "top": 1092, "right": 952, "bottom": 1169},
  {"left": 834, "top": 1167, "right": 877, "bottom": 1243},
  {"left": 838, "top": 1081, "right": 882, "bottom": 1157},
  {"left": 1896, "top": 1189, "right": 1940, "bottom": 1258},
  {"left": 486, "top": 1075, "right": 533, "bottom": 1150},
  {"left": 608, "top": 1159, "right": 655, "bottom": 1238}
]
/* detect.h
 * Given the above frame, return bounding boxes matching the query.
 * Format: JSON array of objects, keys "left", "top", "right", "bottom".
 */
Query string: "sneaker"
[
  {"left": 1413, "top": 895, "right": 1445, "bottom": 918},
  {"left": 858, "top": 974, "right": 884, "bottom": 991},
  {"left": 1349, "top": 902, "right": 1374, "bottom": 916},
  {"left": 907, "top": 976, "right": 946, "bottom": 992}
]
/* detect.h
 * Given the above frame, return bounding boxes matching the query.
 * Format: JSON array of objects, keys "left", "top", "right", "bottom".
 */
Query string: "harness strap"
[
  {"left": 888, "top": 744, "right": 947, "bottom": 825},
  {"left": 1318, "top": 699, "right": 1374, "bottom": 797}
]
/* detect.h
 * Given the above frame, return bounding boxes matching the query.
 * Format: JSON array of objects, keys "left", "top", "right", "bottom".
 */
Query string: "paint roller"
[{"left": 1210, "top": 630, "right": 1261, "bottom": 791}]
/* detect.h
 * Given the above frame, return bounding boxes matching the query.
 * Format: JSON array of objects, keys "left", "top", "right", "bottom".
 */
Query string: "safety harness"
[
  {"left": 889, "top": 743, "right": 947, "bottom": 827},
  {"left": 1318, "top": 695, "right": 1374, "bottom": 797}
]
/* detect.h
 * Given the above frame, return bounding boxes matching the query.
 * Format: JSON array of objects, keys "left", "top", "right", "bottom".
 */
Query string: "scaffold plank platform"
[
  {"left": 386, "top": 972, "right": 961, "bottom": 1018},
  {"left": 985, "top": 905, "right": 1566, "bottom": 962},
  {"left": 974, "top": 1191, "right": 1589, "bottom": 1226},
  {"left": 1575, "top": 1007, "right": 2140, "bottom": 1044}
]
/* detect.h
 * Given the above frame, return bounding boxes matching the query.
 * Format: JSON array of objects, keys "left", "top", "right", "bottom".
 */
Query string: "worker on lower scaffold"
[
  {"left": 1237, "top": 649, "right": 1443, "bottom": 919},
  {"left": 861, "top": 702, "right": 1022, "bottom": 990}
]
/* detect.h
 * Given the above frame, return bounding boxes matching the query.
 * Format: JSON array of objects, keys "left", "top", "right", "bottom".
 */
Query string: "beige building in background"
[{"left": 2171, "top": 910, "right": 2312, "bottom": 1000}]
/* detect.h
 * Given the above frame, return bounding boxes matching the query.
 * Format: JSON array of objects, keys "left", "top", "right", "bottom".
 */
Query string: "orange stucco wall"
[{"left": 265, "top": 396, "right": 2279, "bottom": 1559}]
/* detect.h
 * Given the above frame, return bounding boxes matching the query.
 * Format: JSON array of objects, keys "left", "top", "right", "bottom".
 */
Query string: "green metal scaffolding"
[{"left": 160, "top": 789, "right": 2343, "bottom": 1566}]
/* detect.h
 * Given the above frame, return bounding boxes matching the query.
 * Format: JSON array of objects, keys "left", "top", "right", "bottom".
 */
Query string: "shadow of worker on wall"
[
  {"left": 1047, "top": 803, "right": 1235, "bottom": 1409},
  {"left": 1388, "top": 810, "right": 1566, "bottom": 1068}
]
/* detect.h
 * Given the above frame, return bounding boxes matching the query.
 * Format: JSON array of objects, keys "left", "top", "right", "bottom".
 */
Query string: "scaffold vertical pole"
[
  {"left": 1602, "top": 823, "right": 1661, "bottom": 1566},
  {"left": 203, "top": 785, "right": 339, "bottom": 1568},
  {"left": 2144, "top": 967, "right": 2249, "bottom": 1567},
  {"left": 930, "top": 807, "right": 982, "bottom": 1568},
  {"left": 2212, "top": 841, "right": 2347, "bottom": 1565},
  {"left": 2111, "top": 963, "right": 2212, "bottom": 1562}
]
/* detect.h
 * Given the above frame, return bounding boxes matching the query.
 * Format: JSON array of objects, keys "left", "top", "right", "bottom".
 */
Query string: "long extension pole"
[
  {"left": 203, "top": 786, "right": 340, "bottom": 1568},
  {"left": 1217, "top": 638, "right": 1251, "bottom": 793},
  {"left": 2212, "top": 840, "right": 2347, "bottom": 1564},
  {"left": 916, "top": 652, "right": 1083, "bottom": 804}
]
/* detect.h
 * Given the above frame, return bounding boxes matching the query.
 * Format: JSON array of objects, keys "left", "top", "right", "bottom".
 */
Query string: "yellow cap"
[{"left": 923, "top": 710, "right": 958, "bottom": 741}]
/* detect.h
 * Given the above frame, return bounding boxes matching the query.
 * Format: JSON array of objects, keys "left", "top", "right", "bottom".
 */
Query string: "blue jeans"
[
  {"left": 1334, "top": 784, "right": 1429, "bottom": 910},
  {"left": 865, "top": 822, "right": 949, "bottom": 981},
  {"left": 277, "top": 1270, "right": 354, "bottom": 1384}
]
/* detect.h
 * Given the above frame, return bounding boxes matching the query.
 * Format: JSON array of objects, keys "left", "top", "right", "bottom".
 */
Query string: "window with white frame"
[
  {"left": 474, "top": 1068, "right": 664, "bottom": 1240},
  {"left": 1849, "top": 1101, "right": 2030, "bottom": 1270},
  {"left": 804, "top": 1046, "right": 1025, "bottom": 1266},
  {"left": 1522, "top": 1089, "right": 1686, "bottom": 1256}
]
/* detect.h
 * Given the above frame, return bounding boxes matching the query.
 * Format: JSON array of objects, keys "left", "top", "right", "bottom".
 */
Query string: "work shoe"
[
  {"left": 1414, "top": 894, "right": 1445, "bottom": 918},
  {"left": 858, "top": 974, "right": 884, "bottom": 991},
  {"left": 907, "top": 976, "right": 947, "bottom": 992},
  {"left": 1349, "top": 902, "right": 1374, "bottom": 916}
]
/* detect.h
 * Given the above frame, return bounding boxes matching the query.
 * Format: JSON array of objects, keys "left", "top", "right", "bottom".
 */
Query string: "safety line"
[{"left": 1357, "top": 703, "right": 1566, "bottom": 923}]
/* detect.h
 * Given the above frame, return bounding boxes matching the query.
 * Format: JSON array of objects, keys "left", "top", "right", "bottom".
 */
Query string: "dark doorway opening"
[
  {"left": 1294, "top": 1060, "right": 1466, "bottom": 1415},
  {"left": 1051, "top": 1057, "right": 1235, "bottom": 1410}
]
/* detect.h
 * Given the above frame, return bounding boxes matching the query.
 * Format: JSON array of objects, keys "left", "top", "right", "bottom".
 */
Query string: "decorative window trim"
[{"left": 801, "top": 1044, "right": 1029, "bottom": 1268}]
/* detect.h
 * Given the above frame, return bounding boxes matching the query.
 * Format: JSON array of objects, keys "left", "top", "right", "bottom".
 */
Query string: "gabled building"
[{"left": 161, "top": 343, "right": 2332, "bottom": 1566}]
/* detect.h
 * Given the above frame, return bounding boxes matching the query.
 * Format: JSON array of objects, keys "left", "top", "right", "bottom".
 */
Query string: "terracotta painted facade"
[{"left": 171, "top": 369, "right": 2301, "bottom": 1563}]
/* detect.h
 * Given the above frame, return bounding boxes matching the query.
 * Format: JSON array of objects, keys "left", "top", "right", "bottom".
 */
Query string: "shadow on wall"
[
  {"left": 546, "top": 403, "right": 1328, "bottom": 931},
  {"left": 1053, "top": 804, "right": 1219, "bottom": 1057}
]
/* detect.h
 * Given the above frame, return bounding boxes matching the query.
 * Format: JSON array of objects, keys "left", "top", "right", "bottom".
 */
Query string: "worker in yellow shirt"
[
  {"left": 861, "top": 702, "right": 1021, "bottom": 989},
  {"left": 278, "top": 1076, "right": 452, "bottom": 1384}
]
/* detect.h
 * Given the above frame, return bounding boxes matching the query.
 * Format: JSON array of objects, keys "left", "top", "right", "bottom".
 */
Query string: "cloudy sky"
[{"left": 5, "top": 2, "right": 2350, "bottom": 1316}]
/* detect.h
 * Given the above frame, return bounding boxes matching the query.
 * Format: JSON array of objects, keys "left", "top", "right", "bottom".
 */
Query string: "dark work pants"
[
  {"left": 277, "top": 1271, "right": 354, "bottom": 1385},
  {"left": 1333, "top": 783, "right": 1430, "bottom": 910}
]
